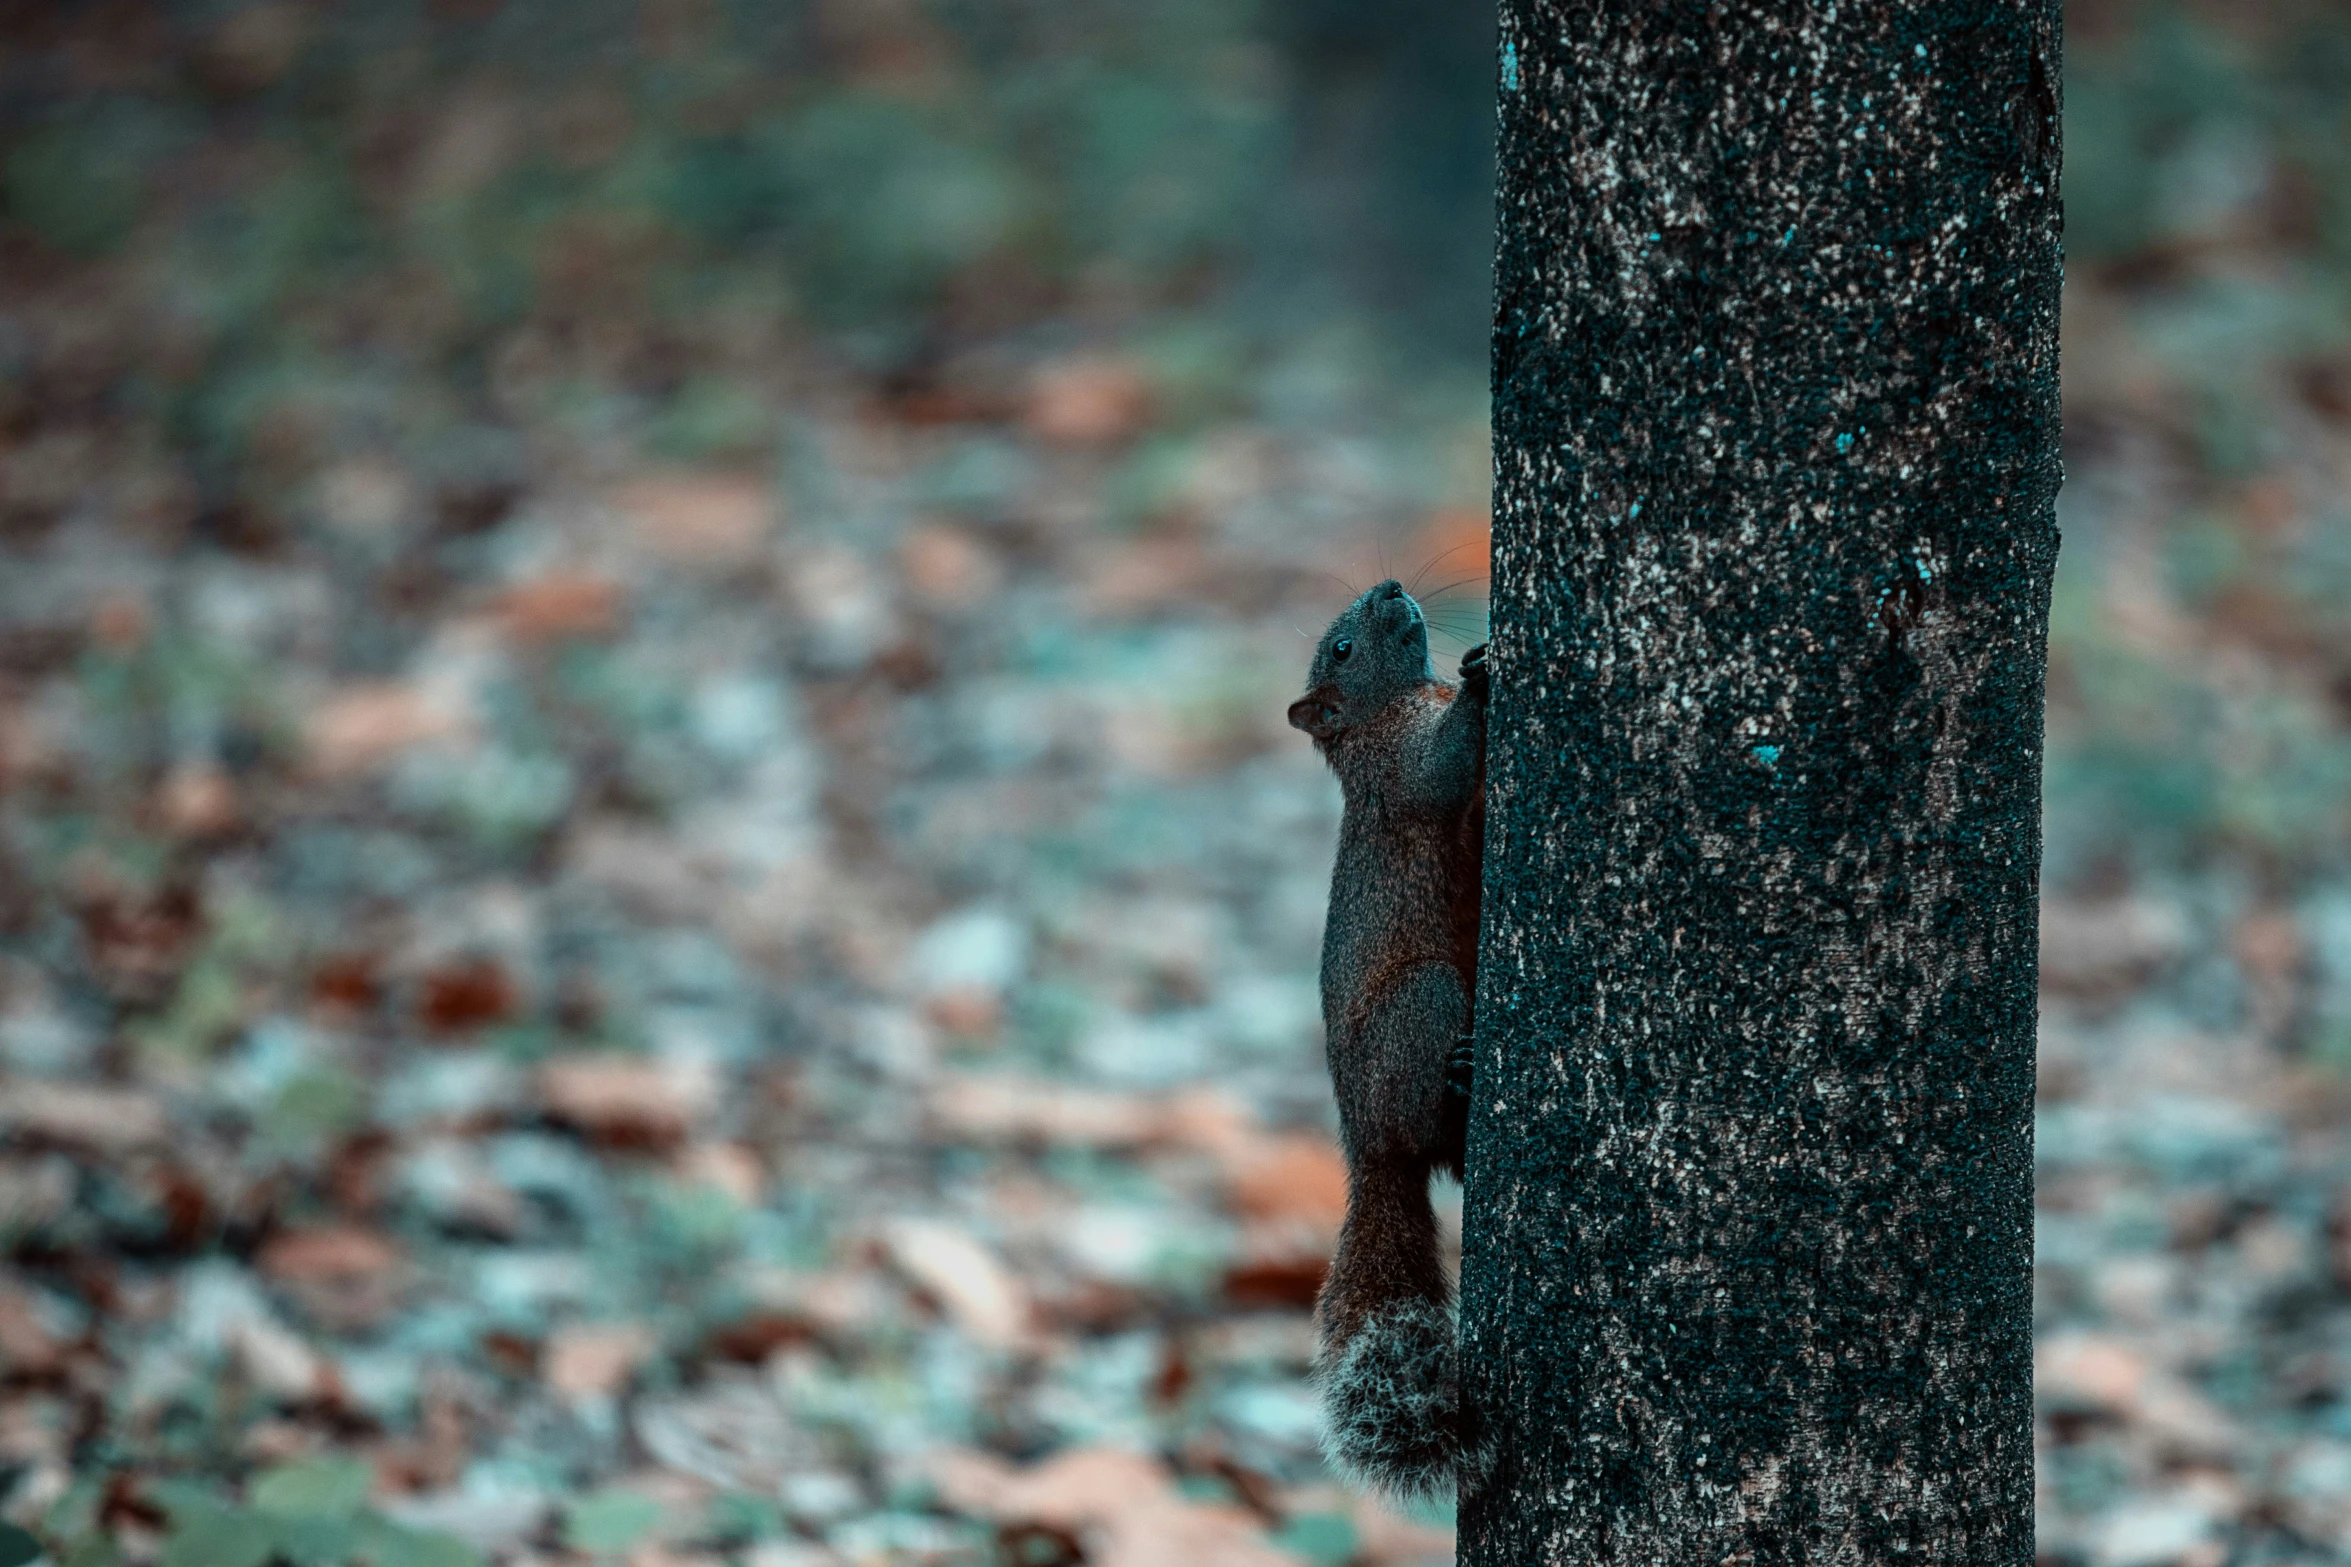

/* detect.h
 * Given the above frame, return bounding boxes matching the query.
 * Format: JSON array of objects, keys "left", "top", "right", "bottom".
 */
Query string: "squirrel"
[{"left": 1287, "top": 578, "right": 1488, "bottom": 1500}]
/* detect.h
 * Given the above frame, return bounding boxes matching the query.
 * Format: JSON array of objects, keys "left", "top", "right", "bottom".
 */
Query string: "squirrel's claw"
[
  {"left": 1459, "top": 643, "right": 1489, "bottom": 696},
  {"left": 1446, "top": 1035, "right": 1474, "bottom": 1100}
]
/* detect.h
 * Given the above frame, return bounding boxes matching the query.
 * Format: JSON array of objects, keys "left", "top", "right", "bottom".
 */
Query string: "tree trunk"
[{"left": 1462, "top": 3, "right": 2060, "bottom": 1562}]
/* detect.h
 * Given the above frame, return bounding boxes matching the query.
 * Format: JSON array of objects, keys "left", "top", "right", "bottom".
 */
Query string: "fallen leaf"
[
  {"left": 0, "top": 1079, "right": 169, "bottom": 1152},
  {"left": 1221, "top": 1256, "right": 1326, "bottom": 1311},
  {"left": 90, "top": 593, "right": 150, "bottom": 650},
  {"left": 260, "top": 1227, "right": 402, "bottom": 1285},
  {"left": 618, "top": 474, "right": 774, "bottom": 568},
  {"left": 1348, "top": 1489, "right": 1455, "bottom": 1567},
  {"left": 2037, "top": 1330, "right": 2238, "bottom": 1455},
  {"left": 633, "top": 1372, "right": 820, "bottom": 1492},
  {"left": 75, "top": 881, "right": 204, "bottom": 999},
  {"left": 738, "top": 1541, "right": 845, "bottom": 1567},
  {"left": 1157, "top": 1088, "right": 1259, "bottom": 1161},
  {"left": 494, "top": 572, "right": 625, "bottom": 643},
  {"left": 0, "top": 1286, "right": 65, "bottom": 1375},
  {"left": 2036, "top": 1331, "right": 2141, "bottom": 1410},
  {"left": 1079, "top": 536, "right": 1213, "bottom": 617},
  {"left": 624, "top": 1545, "right": 728, "bottom": 1567},
  {"left": 229, "top": 1311, "right": 329, "bottom": 1401},
  {"left": 307, "top": 683, "right": 467, "bottom": 777},
  {"left": 923, "top": 988, "right": 1003, "bottom": 1039},
  {"left": 1027, "top": 356, "right": 1154, "bottom": 447},
  {"left": 926, "top": 1075, "right": 1159, "bottom": 1148},
  {"left": 1228, "top": 1134, "right": 1349, "bottom": 1232},
  {"left": 882, "top": 1219, "right": 1029, "bottom": 1348},
  {"left": 157, "top": 763, "right": 239, "bottom": 837},
  {"left": 700, "top": 1309, "right": 816, "bottom": 1364},
  {"left": 544, "top": 1323, "right": 654, "bottom": 1397},
  {"left": 738, "top": 1541, "right": 851, "bottom": 1567},
  {"left": 933, "top": 1447, "right": 1294, "bottom": 1567},
  {"left": 416, "top": 957, "right": 517, "bottom": 1034},
  {"left": 539, "top": 1054, "right": 715, "bottom": 1149},
  {"left": 927, "top": 1075, "right": 1257, "bottom": 1153},
  {"left": 900, "top": 525, "right": 1002, "bottom": 607},
  {"left": 781, "top": 1270, "right": 888, "bottom": 1339},
  {"left": 932, "top": 1446, "right": 1164, "bottom": 1528},
  {"left": 310, "top": 952, "right": 384, "bottom": 1013},
  {"left": 675, "top": 1142, "right": 764, "bottom": 1205},
  {"left": 2235, "top": 910, "right": 2302, "bottom": 981}
]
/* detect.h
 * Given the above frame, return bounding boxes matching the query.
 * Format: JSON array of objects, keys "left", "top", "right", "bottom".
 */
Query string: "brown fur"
[{"left": 1289, "top": 581, "right": 1486, "bottom": 1493}]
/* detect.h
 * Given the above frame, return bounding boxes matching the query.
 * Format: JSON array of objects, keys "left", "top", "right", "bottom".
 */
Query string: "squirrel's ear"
[{"left": 1288, "top": 697, "right": 1339, "bottom": 739}]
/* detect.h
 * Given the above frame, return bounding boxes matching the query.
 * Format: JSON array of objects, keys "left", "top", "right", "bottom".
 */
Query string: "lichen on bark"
[{"left": 1462, "top": 2, "right": 2060, "bottom": 1562}]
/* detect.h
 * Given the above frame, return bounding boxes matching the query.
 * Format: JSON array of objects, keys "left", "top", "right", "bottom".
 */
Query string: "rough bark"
[{"left": 1462, "top": 2, "right": 2060, "bottom": 1562}]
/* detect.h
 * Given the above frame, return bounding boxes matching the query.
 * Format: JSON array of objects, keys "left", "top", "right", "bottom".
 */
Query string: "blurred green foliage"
[
  {"left": 3, "top": 0, "right": 2347, "bottom": 882},
  {"left": 2046, "top": 3, "right": 2351, "bottom": 886},
  {"left": 35, "top": 1467, "right": 478, "bottom": 1567}
]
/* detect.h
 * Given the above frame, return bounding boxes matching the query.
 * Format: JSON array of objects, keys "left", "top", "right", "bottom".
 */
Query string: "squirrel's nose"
[{"left": 1376, "top": 580, "right": 1404, "bottom": 601}]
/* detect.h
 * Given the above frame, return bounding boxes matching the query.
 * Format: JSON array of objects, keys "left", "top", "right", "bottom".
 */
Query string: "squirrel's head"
[{"left": 1288, "top": 579, "right": 1435, "bottom": 747}]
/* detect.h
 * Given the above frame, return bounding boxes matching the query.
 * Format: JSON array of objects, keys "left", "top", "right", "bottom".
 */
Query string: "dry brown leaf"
[
  {"left": 1349, "top": 1490, "right": 1456, "bottom": 1567},
  {"left": 1027, "top": 356, "right": 1154, "bottom": 446},
  {"left": 881, "top": 1219, "right": 1029, "bottom": 1348},
  {"left": 2037, "top": 1330, "right": 2239, "bottom": 1455},
  {"left": 926, "top": 1075, "right": 1160, "bottom": 1148},
  {"left": 229, "top": 1312, "right": 329, "bottom": 1401},
  {"left": 735, "top": 1542, "right": 844, "bottom": 1567},
  {"left": 933, "top": 1447, "right": 1294, "bottom": 1567},
  {"left": 307, "top": 683, "right": 466, "bottom": 777},
  {"left": 90, "top": 594, "right": 150, "bottom": 650},
  {"left": 675, "top": 1142, "right": 764, "bottom": 1205},
  {"left": 0, "top": 1080, "right": 168, "bottom": 1152},
  {"left": 932, "top": 1446, "right": 1163, "bottom": 1528},
  {"left": 1080, "top": 536, "right": 1213, "bottom": 617},
  {"left": 156, "top": 763, "right": 238, "bottom": 837},
  {"left": 619, "top": 474, "right": 775, "bottom": 568},
  {"left": 2235, "top": 910, "right": 2302, "bottom": 981},
  {"left": 544, "top": 1323, "right": 654, "bottom": 1397},
  {"left": 795, "top": 1269, "right": 900, "bottom": 1339},
  {"left": 900, "top": 525, "right": 1002, "bottom": 607},
  {"left": 416, "top": 955, "right": 518, "bottom": 1034},
  {"left": 928, "top": 1077, "right": 1259, "bottom": 1156},
  {"left": 1220, "top": 1253, "right": 1327, "bottom": 1310},
  {"left": 260, "top": 1226, "right": 402, "bottom": 1285},
  {"left": 625, "top": 1547, "right": 730, "bottom": 1567},
  {"left": 1228, "top": 1134, "right": 1349, "bottom": 1232},
  {"left": 494, "top": 571, "right": 626, "bottom": 642},
  {"left": 540, "top": 1054, "right": 716, "bottom": 1148},
  {"left": 0, "top": 1287, "right": 66, "bottom": 1375},
  {"left": 1156, "top": 1087, "right": 1257, "bottom": 1160},
  {"left": 923, "top": 988, "right": 1003, "bottom": 1040}
]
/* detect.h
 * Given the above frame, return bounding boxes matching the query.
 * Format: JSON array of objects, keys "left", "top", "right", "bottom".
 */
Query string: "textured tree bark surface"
[{"left": 1463, "top": 2, "right": 2059, "bottom": 1562}]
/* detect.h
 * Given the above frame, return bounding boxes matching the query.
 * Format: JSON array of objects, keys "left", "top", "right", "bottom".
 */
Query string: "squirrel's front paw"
[
  {"left": 1458, "top": 643, "right": 1488, "bottom": 698},
  {"left": 1446, "top": 1035, "right": 1474, "bottom": 1100}
]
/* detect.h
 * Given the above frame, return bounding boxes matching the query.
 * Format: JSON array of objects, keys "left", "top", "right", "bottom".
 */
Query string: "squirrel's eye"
[{"left": 1332, "top": 638, "right": 1353, "bottom": 663}]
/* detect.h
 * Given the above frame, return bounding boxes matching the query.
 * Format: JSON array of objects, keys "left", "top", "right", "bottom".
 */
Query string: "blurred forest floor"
[{"left": 2, "top": 2, "right": 2351, "bottom": 1565}]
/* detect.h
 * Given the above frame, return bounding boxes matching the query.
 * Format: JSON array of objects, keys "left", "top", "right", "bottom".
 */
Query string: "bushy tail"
[{"left": 1312, "top": 1154, "right": 1487, "bottom": 1500}]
